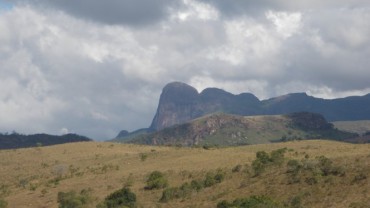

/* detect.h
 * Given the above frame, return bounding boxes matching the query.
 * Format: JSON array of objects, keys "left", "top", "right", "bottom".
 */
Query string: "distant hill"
[
  {"left": 332, "top": 120, "right": 370, "bottom": 135},
  {"left": 128, "top": 112, "right": 357, "bottom": 146},
  {"left": 0, "top": 133, "right": 92, "bottom": 149},
  {"left": 111, "top": 128, "right": 152, "bottom": 142},
  {"left": 148, "top": 82, "right": 370, "bottom": 131}
]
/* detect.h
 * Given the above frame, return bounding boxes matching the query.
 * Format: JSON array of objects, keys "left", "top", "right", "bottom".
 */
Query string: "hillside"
[
  {"left": 333, "top": 120, "right": 370, "bottom": 135},
  {"left": 128, "top": 112, "right": 357, "bottom": 146},
  {"left": 0, "top": 133, "right": 92, "bottom": 150},
  {"left": 0, "top": 141, "right": 369, "bottom": 207},
  {"left": 148, "top": 82, "right": 370, "bottom": 131}
]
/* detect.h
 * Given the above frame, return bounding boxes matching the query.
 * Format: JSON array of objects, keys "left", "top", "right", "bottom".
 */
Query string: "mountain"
[
  {"left": 129, "top": 112, "right": 356, "bottom": 146},
  {"left": 111, "top": 128, "right": 152, "bottom": 142},
  {"left": 0, "top": 133, "right": 92, "bottom": 150},
  {"left": 149, "top": 82, "right": 370, "bottom": 131}
]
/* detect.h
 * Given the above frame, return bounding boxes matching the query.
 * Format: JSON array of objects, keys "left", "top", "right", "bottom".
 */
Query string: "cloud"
[
  {"left": 10, "top": 0, "right": 181, "bottom": 26},
  {"left": 0, "top": 1, "right": 370, "bottom": 139}
]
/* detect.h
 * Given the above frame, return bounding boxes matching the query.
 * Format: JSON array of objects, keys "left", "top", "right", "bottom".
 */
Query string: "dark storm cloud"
[
  {"left": 11, "top": 0, "right": 181, "bottom": 26},
  {"left": 198, "top": 0, "right": 369, "bottom": 16}
]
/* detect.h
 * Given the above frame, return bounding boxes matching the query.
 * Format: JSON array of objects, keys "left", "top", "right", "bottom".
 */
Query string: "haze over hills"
[{"left": 149, "top": 82, "right": 370, "bottom": 131}]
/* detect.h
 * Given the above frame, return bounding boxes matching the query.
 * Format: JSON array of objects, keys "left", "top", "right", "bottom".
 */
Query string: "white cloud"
[
  {"left": 60, "top": 127, "right": 69, "bottom": 135},
  {"left": 172, "top": 0, "right": 219, "bottom": 22},
  {"left": 207, "top": 17, "right": 281, "bottom": 67},
  {"left": 0, "top": 1, "right": 370, "bottom": 139},
  {"left": 266, "top": 10, "right": 302, "bottom": 38}
]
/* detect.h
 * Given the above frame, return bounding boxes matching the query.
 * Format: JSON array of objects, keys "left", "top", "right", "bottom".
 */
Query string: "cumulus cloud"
[{"left": 0, "top": 0, "right": 370, "bottom": 139}]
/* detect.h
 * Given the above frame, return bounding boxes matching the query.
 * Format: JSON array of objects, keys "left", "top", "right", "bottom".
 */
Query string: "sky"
[{"left": 1, "top": 0, "right": 370, "bottom": 140}]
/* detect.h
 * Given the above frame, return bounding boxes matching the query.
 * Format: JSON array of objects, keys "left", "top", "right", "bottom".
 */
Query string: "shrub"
[
  {"left": 160, "top": 187, "right": 180, "bottom": 202},
  {"left": 352, "top": 173, "right": 367, "bottom": 184},
  {"left": 316, "top": 156, "right": 333, "bottom": 176},
  {"left": 0, "top": 184, "right": 10, "bottom": 198},
  {"left": 286, "top": 159, "right": 303, "bottom": 184},
  {"left": 252, "top": 159, "right": 265, "bottom": 176},
  {"left": 217, "top": 195, "right": 284, "bottom": 208},
  {"left": 204, "top": 173, "right": 216, "bottom": 188},
  {"left": 256, "top": 151, "right": 270, "bottom": 164},
  {"left": 190, "top": 180, "right": 203, "bottom": 191},
  {"left": 0, "top": 199, "right": 7, "bottom": 208},
  {"left": 290, "top": 195, "right": 302, "bottom": 208},
  {"left": 204, "top": 170, "right": 225, "bottom": 188},
  {"left": 160, "top": 170, "right": 225, "bottom": 203},
  {"left": 232, "top": 164, "right": 242, "bottom": 173},
  {"left": 99, "top": 187, "right": 136, "bottom": 208},
  {"left": 287, "top": 159, "right": 302, "bottom": 175},
  {"left": 252, "top": 149, "right": 287, "bottom": 176},
  {"left": 145, "top": 171, "right": 168, "bottom": 190},
  {"left": 160, "top": 182, "right": 194, "bottom": 202},
  {"left": 139, "top": 153, "right": 148, "bottom": 161},
  {"left": 270, "top": 148, "right": 287, "bottom": 165},
  {"left": 57, "top": 190, "right": 92, "bottom": 208}
]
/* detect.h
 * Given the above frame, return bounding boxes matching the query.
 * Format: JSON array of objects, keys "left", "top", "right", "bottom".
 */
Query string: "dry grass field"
[{"left": 0, "top": 140, "right": 369, "bottom": 207}]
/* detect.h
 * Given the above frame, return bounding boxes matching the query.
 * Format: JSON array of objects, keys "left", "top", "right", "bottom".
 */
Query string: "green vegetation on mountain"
[{"left": 127, "top": 112, "right": 357, "bottom": 146}]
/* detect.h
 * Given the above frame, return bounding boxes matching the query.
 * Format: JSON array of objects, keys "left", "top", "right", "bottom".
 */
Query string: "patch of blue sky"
[{"left": 0, "top": 0, "right": 13, "bottom": 11}]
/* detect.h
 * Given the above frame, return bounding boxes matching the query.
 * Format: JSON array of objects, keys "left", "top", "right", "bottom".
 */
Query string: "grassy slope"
[
  {"left": 199, "top": 115, "right": 307, "bottom": 145},
  {"left": 0, "top": 141, "right": 369, "bottom": 208},
  {"left": 333, "top": 120, "right": 370, "bottom": 135},
  {"left": 130, "top": 114, "right": 355, "bottom": 146}
]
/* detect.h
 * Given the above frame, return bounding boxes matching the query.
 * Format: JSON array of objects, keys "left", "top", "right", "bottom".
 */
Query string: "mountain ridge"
[
  {"left": 0, "top": 133, "right": 92, "bottom": 149},
  {"left": 148, "top": 82, "right": 370, "bottom": 131}
]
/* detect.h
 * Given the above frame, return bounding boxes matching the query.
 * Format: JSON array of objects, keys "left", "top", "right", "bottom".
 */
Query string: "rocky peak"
[{"left": 149, "top": 82, "right": 200, "bottom": 130}]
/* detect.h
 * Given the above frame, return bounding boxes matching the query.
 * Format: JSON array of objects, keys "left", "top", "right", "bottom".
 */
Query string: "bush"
[
  {"left": 139, "top": 153, "right": 148, "bottom": 161},
  {"left": 160, "top": 170, "right": 225, "bottom": 203},
  {"left": 160, "top": 187, "right": 180, "bottom": 202},
  {"left": 252, "top": 149, "right": 287, "bottom": 176},
  {"left": 256, "top": 151, "right": 270, "bottom": 164},
  {"left": 190, "top": 179, "right": 203, "bottom": 191},
  {"left": 287, "top": 159, "right": 302, "bottom": 174},
  {"left": 217, "top": 195, "right": 284, "bottom": 208},
  {"left": 286, "top": 159, "right": 303, "bottom": 184},
  {"left": 252, "top": 159, "right": 265, "bottom": 176},
  {"left": 232, "top": 164, "right": 242, "bottom": 173},
  {"left": 57, "top": 190, "right": 92, "bottom": 208},
  {"left": 270, "top": 148, "right": 287, "bottom": 165},
  {"left": 290, "top": 195, "right": 302, "bottom": 208},
  {"left": 99, "top": 187, "right": 136, "bottom": 208},
  {"left": 204, "top": 170, "right": 225, "bottom": 188},
  {"left": 145, "top": 171, "right": 168, "bottom": 190},
  {"left": 0, "top": 199, "right": 7, "bottom": 208},
  {"left": 159, "top": 182, "right": 194, "bottom": 202}
]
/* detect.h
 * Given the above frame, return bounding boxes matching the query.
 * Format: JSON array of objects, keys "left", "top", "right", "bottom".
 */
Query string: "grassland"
[
  {"left": 0, "top": 140, "right": 369, "bottom": 208},
  {"left": 333, "top": 120, "right": 370, "bottom": 135}
]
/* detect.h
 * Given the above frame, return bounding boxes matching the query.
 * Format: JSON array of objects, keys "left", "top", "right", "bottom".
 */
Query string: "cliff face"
[
  {"left": 149, "top": 82, "right": 200, "bottom": 130},
  {"left": 149, "top": 82, "right": 370, "bottom": 131},
  {"left": 149, "top": 82, "right": 260, "bottom": 130}
]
